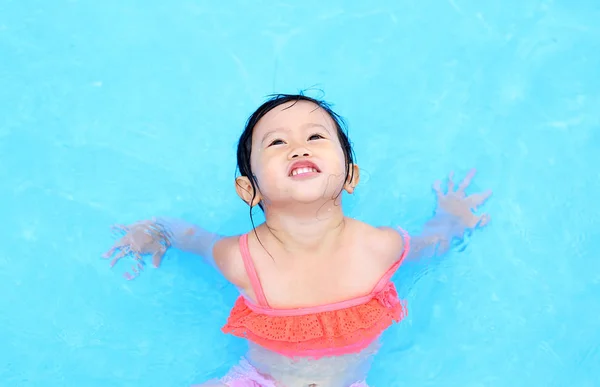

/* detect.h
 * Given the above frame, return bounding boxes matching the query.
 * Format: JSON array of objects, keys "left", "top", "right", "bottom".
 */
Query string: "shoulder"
[
  {"left": 212, "top": 235, "right": 251, "bottom": 290},
  {"left": 348, "top": 219, "right": 407, "bottom": 267}
]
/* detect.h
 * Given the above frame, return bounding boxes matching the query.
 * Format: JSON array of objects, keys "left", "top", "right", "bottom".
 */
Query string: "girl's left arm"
[{"left": 405, "top": 169, "right": 492, "bottom": 262}]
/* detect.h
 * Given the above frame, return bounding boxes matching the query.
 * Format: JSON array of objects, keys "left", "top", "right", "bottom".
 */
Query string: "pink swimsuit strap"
[
  {"left": 239, "top": 233, "right": 270, "bottom": 307},
  {"left": 238, "top": 227, "right": 410, "bottom": 314}
]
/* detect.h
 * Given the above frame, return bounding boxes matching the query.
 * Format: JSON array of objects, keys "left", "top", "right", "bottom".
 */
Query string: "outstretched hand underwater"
[
  {"left": 413, "top": 168, "right": 492, "bottom": 256},
  {"left": 433, "top": 168, "right": 492, "bottom": 229},
  {"left": 102, "top": 220, "right": 173, "bottom": 280}
]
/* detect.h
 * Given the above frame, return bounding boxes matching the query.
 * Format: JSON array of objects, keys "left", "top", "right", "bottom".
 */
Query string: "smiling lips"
[{"left": 288, "top": 160, "right": 321, "bottom": 177}]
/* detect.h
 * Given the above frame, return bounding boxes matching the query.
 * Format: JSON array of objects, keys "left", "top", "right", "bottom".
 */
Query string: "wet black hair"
[{"left": 236, "top": 93, "right": 356, "bottom": 224}]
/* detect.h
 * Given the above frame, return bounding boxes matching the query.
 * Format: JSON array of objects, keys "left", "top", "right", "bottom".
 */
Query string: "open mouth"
[
  {"left": 288, "top": 161, "right": 321, "bottom": 177},
  {"left": 291, "top": 166, "right": 319, "bottom": 176}
]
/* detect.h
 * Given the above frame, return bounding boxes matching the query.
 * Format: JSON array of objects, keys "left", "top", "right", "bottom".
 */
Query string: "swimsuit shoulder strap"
[{"left": 238, "top": 233, "right": 270, "bottom": 307}]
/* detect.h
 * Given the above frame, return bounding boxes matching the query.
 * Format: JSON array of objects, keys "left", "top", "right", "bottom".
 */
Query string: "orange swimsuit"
[{"left": 222, "top": 229, "right": 410, "bottom": 359}]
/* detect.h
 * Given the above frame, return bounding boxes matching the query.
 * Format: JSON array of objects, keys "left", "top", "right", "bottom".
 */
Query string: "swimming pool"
[{"left": 2, "top": 0, "right": 599, "bottom": 386}]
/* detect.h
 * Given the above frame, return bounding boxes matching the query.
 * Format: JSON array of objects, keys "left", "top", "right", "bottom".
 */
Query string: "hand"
[
  {"left": 103, "top": 220, "right": 172, "bottom": 280},
  {"left": 432, "top": 169, "right": 492, "bottom": 230}
]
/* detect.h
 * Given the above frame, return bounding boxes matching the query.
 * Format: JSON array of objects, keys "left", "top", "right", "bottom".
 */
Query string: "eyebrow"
[{"left": 260, "top": 123, "right": 329, "bottom": 145}]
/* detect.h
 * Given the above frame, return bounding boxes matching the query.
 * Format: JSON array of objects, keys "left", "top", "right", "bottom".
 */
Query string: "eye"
[
  {"left": 308, "top": 134, "right": 324, "bottom": 141},
  {"left": 269, "top": 139, "right": 285, "bottom": 146}
]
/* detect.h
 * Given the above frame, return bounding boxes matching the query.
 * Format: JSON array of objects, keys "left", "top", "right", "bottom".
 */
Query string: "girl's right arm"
[
  {"left": 104, "top": 219, "right": 263, "bottom": 299},
  {"left": 153, "top": 217, "right": 223, "bottom": 267}
]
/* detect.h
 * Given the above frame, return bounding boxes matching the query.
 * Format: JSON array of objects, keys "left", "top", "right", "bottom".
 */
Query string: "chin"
[
  {"left": 293, "top": 187, "right": 342, "bottom": 204},
  {"left": 290, "top": 192, "right": 327, "bottom": 204}
]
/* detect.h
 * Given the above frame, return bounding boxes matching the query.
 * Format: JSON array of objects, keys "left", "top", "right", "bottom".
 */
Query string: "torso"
[{"left": 213, "top": 218, "right": 407, "bottom": 386}]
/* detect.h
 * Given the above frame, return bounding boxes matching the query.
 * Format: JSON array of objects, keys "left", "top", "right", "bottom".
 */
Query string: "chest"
[{"left": 254, "top": 247, "right": 384, "bottom": 308}]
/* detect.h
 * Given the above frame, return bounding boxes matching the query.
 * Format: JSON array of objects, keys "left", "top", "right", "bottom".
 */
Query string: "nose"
[{"left": 288, "top": 146, "right": 312, "bottom": 159}]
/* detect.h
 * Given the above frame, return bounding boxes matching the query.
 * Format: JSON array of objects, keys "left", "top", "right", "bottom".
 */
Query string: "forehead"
[{"left": 253, "top": 100, "right": 335, "bottom": 136}]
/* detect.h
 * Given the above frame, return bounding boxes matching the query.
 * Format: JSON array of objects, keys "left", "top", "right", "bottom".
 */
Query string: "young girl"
[{"left": 104, "top": 94, "right": 492, "bottom": 387}]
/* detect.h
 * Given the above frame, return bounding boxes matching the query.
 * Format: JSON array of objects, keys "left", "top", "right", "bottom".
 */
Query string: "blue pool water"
[{"left": 2, "top": 1, "right": 600, "bottom": 386}]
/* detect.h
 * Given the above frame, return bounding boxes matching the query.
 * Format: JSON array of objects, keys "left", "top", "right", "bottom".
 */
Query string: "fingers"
[
  {"left": 457, "top": 168, "right": 476, "bottom": 193},
  {"left": 152, "top": 248, "right": 167, "bottom": 268},
  {"left": 102, "top": 239, "right": 128, "bottom": 258},
  {"left": 447, "top": 171, "right": 455, "bottom": 192},
  {"left": 477, "top": 214, "right": 491, "bottom": 227},
  {"left": 109, "top": 248, "right": 129, "bottom": 268},
  {"left": 466, "top": 213, "right": 491, "bottom": 228},
  {"left": 105, "top": 225, "right": 130, "bottom": 256},
  {"left": 467, "top": 190, "right": 493, "bottom": 209},
  {"left": 123, "top": 260, "right": 146, "bottom": 280},
  {"left": 110, "top": 224, "right": 129, "bottom": 235},
  {"left": 102, "top": 245, "right": 118, "bottom": 259},
  {"left": 123, "top": 272, "right": 137, "bottom": 281},
  {"left": 432, "top": 180, "right": 443, "bottom": 199},
  {"left": 436, "top": 169, "right": 478, "bottom": 194},
  {"left": 133, "top": 251, "right": 144, "bottom": 263}
]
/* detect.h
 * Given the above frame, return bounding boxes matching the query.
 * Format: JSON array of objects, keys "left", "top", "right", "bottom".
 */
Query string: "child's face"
[{"left": 248, "top": 101, "right": 350, "bottom": 207}]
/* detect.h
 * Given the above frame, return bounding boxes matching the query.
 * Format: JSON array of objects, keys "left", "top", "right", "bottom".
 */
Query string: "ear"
[
  {"left": 344, "top": 164, "right": 360, "bottom": 194},
  {"left": 235, "top": 176, "right": 262, "bottom": 207}
]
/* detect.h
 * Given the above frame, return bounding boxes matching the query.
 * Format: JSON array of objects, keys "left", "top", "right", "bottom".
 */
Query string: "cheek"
[
  {"left": 251, "top": 156, "right": 281, "bottom": 189},
  {"left": 333, "top": 148, "right": 347, "bottom": 174}
]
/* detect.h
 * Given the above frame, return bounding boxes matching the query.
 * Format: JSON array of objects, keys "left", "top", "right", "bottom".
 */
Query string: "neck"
[{"left": 262, "top": 201, "right": 346, "bottom": 253}]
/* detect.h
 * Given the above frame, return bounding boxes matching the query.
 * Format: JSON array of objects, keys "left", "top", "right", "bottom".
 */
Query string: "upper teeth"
[{"left": 291, "top": 167, "right": 318, "bottom": 176}]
